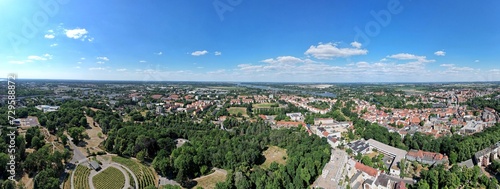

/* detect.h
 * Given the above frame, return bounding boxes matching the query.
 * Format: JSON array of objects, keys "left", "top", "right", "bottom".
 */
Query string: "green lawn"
[
  {"left": 92, "top": 167, "right": 125, "bottom": 189},
  {"left": 260, "top": 146, "right": 288, "bottom": 169},
  {"left": 228, "top": 107, "right": 248, "bottom": 117},
  {"left": 252, "top": 103, "right": 278, "bottom": 108}
]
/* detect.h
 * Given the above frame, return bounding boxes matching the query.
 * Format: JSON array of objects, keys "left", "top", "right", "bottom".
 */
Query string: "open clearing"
[
  {"left": 194, "top": 168, "right": 228, "bottom": 189},
  {"left": 260, "top": 146, "right": 288, "bottom": 168},
  {"left": 252, "top": 103, "right": 278, "bottom": 108},
  {"left": 228, "top": 107, "right": 248, "bottom": 117},
  {"left": 78, "top": 115, "right": 105, "bottom": 156}
]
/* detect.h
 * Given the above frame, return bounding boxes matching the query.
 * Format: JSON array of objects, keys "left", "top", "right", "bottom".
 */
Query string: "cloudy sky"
[{"left": 1, "top": 0, "right": 499, "bottom": 82}]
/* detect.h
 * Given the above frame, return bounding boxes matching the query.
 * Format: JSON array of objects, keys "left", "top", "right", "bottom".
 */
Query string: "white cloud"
[
  {"left": 28, "top": 56, "right": 47, "bottom": 61},
  {"left": 351, "top": 41, "right": 362, "bottom": 48},
  {"left": 304, "top": 42, "right": 368, "bottom": 59},
  {"left": 44, "top": 34, "right": 55, "bottom": 39},
  {"left": 50, "top": 43, "right": 58, "bottom": 47},
  {"left": 156, "top": 52, "right": 163, "bottom": 55},
  {"left": 96, "top": 56, "right": 109, "bottom": 61},
  {"left": 77, "top": 62, "right": 82, "bottom": 64},
  {"left": 440, "top": 64, "right": 454, "bottom": 67},
  {"left": 89, "top": 67, "right": 106, "bottom": 71},
  {"left": 88, "top": 37, "right": 94, "bottom": 42},
  {"left": 81, "top": 57, "right": 86, "bottom": 60},
  {"left": 116, "top": 68, "right": 127, "bottom": 72},
  {"left": 475, "top": 60, "right": 480, "bottom": 63},
  {"left": 65, "top": 28, "right": 88, "bottom": 39},
  {"left": 387, "top": 53, "right": 424, "bottom": 60},
  {"left": 43, "top": 54, "right": 53, "bottom": 59},
  {"left": 47, "top": 29, "right": 54, "bottom": 33},
  {"left": 261, "top": 56, "right": 315, "bottom": 64},
  {"left": 191, "top": 50, "right": 208, "bottom": 56},
  {"left": 96, "top": 61, "right": 105, "bottom": 64},
  {"left": 75, "top": 66, "right": 81, "bottom": 69},
  {"left": 387, "top": 53, "right": 434, "bottom": 63},
  {"left": 28, "top": 54, "right": 52, "bottom": 61},
  {"left": 139, "top": 60, "right": 147, "bottom": 63},
  {"left": 434, "top": 51, "right": 446, "bottom": 56},
  {"left": 215, "top": 51, "right": 222, "bottom": 56}
]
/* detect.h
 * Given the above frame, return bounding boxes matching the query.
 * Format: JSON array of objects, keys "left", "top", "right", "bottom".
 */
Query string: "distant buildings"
[
  {"left": 460, "top": 121, "right": 486, "bottom": 134},
  {"left": 286, "top": 112, "right": 304, "bottom": 121},
  {"left": 35, "top": 105, "right": 60, "bottom": 112}
]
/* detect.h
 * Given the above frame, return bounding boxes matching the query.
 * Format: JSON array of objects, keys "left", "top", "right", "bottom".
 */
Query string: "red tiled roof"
[
  {"left": 322, "top": 131, "right": 329, "bottom": 137},
  {"left": 395, "top": 181, "right": 406, "bottom": 189},
  {"left": 151, "top": 94, "right": 163, "bottom": 99},
  {"left": 355, "top": 162, "right": 378, "bottom": 177}
]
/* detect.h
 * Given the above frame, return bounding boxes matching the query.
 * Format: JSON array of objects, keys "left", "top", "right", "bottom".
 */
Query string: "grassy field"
[
  {"left": 260, "top": 146, "right": 288, "bottom": 169},
  {"left": 252, "top": 103, "right": 278, "bottom": 108},
  {"left": 228, "top": 107, "right": 248, "bottom": 117},
  {"left": 92, "top": 167, "right": 125, "bottom": 189},
  {"left": 112, "top": 156, "right": 157, "bottom": 188},
  {"left": 194, "top": 169, "right": 228, "bottom": 189},
  {"left": 73, "top": 165, "right": 91, "bottom": 189}
]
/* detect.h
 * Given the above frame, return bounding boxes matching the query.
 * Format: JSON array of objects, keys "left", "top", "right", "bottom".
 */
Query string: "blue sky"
[{"left": 1, "top": 0, "right": 499, "bottom": 82}]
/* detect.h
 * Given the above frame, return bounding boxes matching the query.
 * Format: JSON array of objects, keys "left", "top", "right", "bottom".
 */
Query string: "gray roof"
[
  {"left": 374, "top": 174, "right": 390, "bottom": 187},
  {"left": 474, "top": 141, "right": 500, "bottom": 159},
  {"left": 348, "top": 140, "right": 370, "bottom": 154},
  {"left": 90, "top": 161, "right": 101, "bottom": 170},
  {"left": 458, "top": 159, "right": 474, "bottom": 168}
]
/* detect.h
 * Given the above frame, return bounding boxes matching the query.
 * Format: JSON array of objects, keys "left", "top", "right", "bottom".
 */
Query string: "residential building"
[
  {"left": 473, "top": 142, "right": 500, "bottom": 167},
  {"left": 405, "top": 150, "right": 448, "bottom": 165}
]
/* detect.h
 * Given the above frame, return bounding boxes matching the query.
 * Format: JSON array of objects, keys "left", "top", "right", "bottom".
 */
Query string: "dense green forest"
[{"left": 105, "top": 114, "right": 331, "bottom": 188}]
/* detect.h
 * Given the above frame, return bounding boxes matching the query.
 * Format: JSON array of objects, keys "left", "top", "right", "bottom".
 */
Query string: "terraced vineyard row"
[
  {"left": 74, "top": 165, "right": 91, "bottom": 189},
  {"left": 92, "top": 167, "right": 125, "bottom": 189},
  {"left": 112, "top": 156, "right": 156, "bottom": 188}
]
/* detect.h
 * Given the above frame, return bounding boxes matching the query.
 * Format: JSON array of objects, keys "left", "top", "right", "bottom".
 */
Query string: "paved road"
[{"left": 69, "top": 138, "right": 86, "bottom": 164}]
